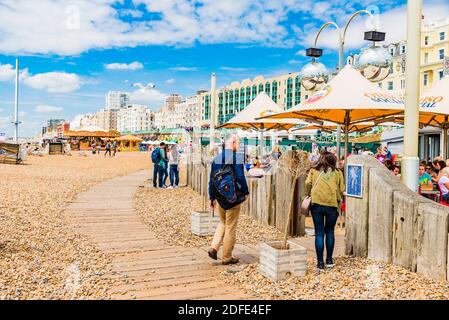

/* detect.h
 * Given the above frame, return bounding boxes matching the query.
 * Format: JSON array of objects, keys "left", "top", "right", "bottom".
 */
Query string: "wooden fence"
[
  {"left": 346, "top": 155, "right": 449, "bottom": 282},
  {"left": 187, "top": 151, "right": 308, "bottom": 237}
]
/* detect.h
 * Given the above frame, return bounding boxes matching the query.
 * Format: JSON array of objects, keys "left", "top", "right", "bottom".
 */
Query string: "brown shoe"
[
  {"left": 222, "top": 257, "right": 239, "bottom": 265},
  {"left": 208, "top": 248, "right": 217, "bottom": 260}
]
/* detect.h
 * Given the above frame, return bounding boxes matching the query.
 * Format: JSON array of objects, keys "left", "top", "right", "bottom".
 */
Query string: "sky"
[{"left": 0, "top": 0, "right": 448, "bottom": 137}]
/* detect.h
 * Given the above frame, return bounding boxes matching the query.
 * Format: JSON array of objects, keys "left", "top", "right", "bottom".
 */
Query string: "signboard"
[
  {"left": 346, "top": 164, "right": 363, "bottom": 198},
  {"left": 445, "top": 56, "right": 449, "bottom": 77}
]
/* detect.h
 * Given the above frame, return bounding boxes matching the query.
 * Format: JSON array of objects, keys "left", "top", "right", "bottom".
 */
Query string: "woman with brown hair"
[{"left": 305, "top": 151, "right": 345, "bottom": 271}]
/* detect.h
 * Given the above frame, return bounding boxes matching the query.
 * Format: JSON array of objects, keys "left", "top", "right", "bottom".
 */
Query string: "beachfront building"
[
  {"left": 165, "top": 93, "right": 183, "bottom": 111},
  {"left": 96, "top": 108, "right": 118, "bottom": 131},
  {"left": 153, "top": 94, "right": 201, "bottom": 130},
  {"left": 184, "top": 94, "right": 202, "bottom": 129},
  {"left": 198, "top": 72, "right": 310, "bottom": 127},
  {"left": 106, "top": 91, "right": 130, "bottom": 110},
  {"left": 117, "top": 104, "right": 154, "bottom": 133},
  {"left": 68, "top": 114, "right": 97, "bottom": 130}
]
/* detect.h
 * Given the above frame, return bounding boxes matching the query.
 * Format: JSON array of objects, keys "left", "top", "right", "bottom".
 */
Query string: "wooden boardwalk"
[{"left": 65, "top": 170, "right": 255, "bottom": 300}]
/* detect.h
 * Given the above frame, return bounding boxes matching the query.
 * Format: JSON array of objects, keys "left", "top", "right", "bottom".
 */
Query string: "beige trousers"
[{"left": 210, "top": 203, "right": 241, "bottom": 263}]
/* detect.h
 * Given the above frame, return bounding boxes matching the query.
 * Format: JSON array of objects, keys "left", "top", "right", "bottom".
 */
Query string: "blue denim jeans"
[
  {"left": 311, "top": 204, "right": 339, "bottom": 263},
  {"left": 169, "top": 164, "right": 179, "bottom": 187},
  {"left": 153, "top": 164, "right": 164, "bottom": 187}
]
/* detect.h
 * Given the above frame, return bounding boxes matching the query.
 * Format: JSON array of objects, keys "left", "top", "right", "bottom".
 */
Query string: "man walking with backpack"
[
  {"left": 151, "top": 142, "right": 166, "bottom": 188},
  {"left": 208, "top": 134, "right": 249, "bottom": 265}
]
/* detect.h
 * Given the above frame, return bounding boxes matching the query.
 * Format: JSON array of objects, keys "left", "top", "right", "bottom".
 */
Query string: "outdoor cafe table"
[{"left": 419, "top": 189, "right": 441, "bottom": 203}]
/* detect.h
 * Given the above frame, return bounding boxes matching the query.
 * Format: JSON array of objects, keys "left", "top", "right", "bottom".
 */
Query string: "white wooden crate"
[
  {"left": 259, "top": 240, "right": 307, "bottom": 281},
  {"left": 191, "top": 211, "right": 220, "bottom": 236}
]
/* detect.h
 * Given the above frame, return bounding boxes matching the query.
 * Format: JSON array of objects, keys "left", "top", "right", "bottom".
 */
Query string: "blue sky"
[{"left": 0, "top": 0, "right": 448, "bottom": 137}]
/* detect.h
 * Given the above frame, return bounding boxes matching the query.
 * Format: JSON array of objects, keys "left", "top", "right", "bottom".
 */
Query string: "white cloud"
[
  {"left": 165, "top": 78, "right": 175, "bottom": 84},
  {"left": 23, "top": 72, "right": 82, "bottom": 93},
  {"left": 0, "top": 63, "right": 16, "bottom": 81},
  {"left": 169, "top": 66, "right": 198, "bottom": 71},
  {"left": 35, "top": 105, "right": 63, "bottom": 113},
  {"left": 0, "top": 0, "right": 447, "bottom": 57},
  {"left": 287, "top": 60, "right": 301, "bottom": 65},
  {"left": 120, "top": 9, "right": 144, "bottom": 18},
  {"left": 220, "top": 67, "right": 250, "bottom": 72},
  {"left": 0, "top": 63, "right": 82, "bottom": 93},
  {"left": 130, "top": 88, "right": 166, "bottom": 108},
  {"left": 0, "top": 116, "right": 10, "bottom": 128},
  {"left": 295, "top": 2, "right": 449, "bottom": 50},
  {"left": 105, "top": 61, "right": 144, "bottom": 70}
]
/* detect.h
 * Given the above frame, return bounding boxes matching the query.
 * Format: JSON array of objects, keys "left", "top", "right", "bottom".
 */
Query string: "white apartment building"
[
  {"left": 165, "top": 94, "right": 183, "bottom": 111},
  {"left": 117, "top": 104, "right": 154, "bottom": 133},
  {"left": 106, "top": 91, "right": 130, "bottom": 110},
  {"left": 153, "top": 94, "right": 200, "bottom": 130},
  {"left": 154, "top": 107, "right": 169, "bottom": 130},
  {"left": 183, "top": 95, "right": 201, "bottom": 128},
  {"left": 70, "top": 113, "right": 97, "bottom": 129},
  {"left": 96, "top": 108, "right": 118, "bottom": 131}
]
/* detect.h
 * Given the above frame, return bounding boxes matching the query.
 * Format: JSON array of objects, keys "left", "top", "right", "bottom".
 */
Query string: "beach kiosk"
[{"left": 115, "top": 135, "right": 142, "bottom": 152}]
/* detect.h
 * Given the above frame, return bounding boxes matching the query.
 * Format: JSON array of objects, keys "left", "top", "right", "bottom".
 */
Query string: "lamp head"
[
  {"left": 300, "top": 60, "right": 329, "bottom": 91},
  {"left": 305, "top": 48, "right": 323, "bottom": 58},
  {"left": 357, "top": 45, "right": 392, "bottom": 82}
]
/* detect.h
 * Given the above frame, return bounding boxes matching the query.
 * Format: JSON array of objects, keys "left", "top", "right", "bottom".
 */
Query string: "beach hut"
[
  {"left": 64, "top": 126, "right": 120, "bottom": 150},
  {"left": 259, "top": 65, "right": 404, "bottom": 157},
  {"left": 115, "top": 135, "right": 142, "bottom": 152}
]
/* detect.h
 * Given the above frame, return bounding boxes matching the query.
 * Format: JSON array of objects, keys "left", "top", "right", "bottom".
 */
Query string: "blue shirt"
[{"left": 209, "top": 149, "right": 249, "bottom": 201}]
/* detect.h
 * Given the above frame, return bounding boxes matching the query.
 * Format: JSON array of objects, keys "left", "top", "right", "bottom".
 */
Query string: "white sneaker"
[{"left": 167, "top": 186, "right": 173, "bottom": 189}]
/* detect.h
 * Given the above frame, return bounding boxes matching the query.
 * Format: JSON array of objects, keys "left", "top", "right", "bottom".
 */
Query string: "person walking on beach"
[
  {"left": 151, "top": 142, "right": 166, "bottom": 188},
  {"left": 305, "top": 151, "right": 345, "bottom": 271},
  {"left": 112, "top": 141, "right": 118, "bottom": 157},
  {"left": 208, "top": 134, "right": 249, "bottom": 265},
  {"left": 168, "top": 145, "right": 180, "bottom": 189},
  {"left": 104, "top": 142, "right": 112, "bottom": 157}
]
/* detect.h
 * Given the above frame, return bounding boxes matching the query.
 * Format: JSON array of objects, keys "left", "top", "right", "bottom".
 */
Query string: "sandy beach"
[{"left": 0, "top": 152, "right": 151, "bottom": 299}]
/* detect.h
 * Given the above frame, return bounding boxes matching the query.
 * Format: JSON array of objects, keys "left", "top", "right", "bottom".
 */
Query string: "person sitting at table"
[
  {"left": 248, "top": 159, "right": 265, "bottom": 177},
  {"left": 438, "top": 167, "right": 449, "bottom": 203},
  {"left": 419, "top": 164, "right": 433, "bottom": 190}
]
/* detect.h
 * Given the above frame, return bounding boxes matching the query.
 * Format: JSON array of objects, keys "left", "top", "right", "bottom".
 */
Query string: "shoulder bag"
[{"left": 300, "top": 171, "right": 324, "bottom": 217}]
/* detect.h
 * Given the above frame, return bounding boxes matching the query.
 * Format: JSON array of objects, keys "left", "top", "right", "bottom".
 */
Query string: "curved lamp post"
[{"left": 301, "top": 10, "right": 389, "bottom": 162}]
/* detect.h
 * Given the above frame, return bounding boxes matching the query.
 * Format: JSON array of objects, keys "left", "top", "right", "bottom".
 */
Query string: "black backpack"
[{"left": 211, "top": 151, "right": 246, "bottom": 210}]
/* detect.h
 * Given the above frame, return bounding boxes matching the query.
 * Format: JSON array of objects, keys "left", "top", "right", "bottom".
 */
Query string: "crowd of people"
[{"left": 370, "top": 144, "right": 449, "bottom": 203}]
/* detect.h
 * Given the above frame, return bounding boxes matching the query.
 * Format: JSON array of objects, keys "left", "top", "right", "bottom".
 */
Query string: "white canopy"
[
  {"left": 260, "top": 65, "right": 404, "bottom": 125},
  {"left": 419, "top": 75, "right": 449, "bottom": 126},
  {"left": 218, "top": 92, "right": 306, "bottom": 130}
]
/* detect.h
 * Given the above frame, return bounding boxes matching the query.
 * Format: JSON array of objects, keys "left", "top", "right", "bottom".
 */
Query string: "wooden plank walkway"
[{"left": 65, "top": 170, "right": 255, "bottom": 300}]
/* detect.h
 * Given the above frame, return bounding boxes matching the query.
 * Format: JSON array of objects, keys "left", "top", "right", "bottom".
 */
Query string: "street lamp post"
[
  {"left": 401, "top": 0, "right": 422, "bottom": 192},
  {"left": 13, "top": 58, "right": 20, "bottom": 142},
  {"left": 209, "top": 73, "right": 216, "bottom": 155},
  {"left": 304, "top": 10, "right": 377, "bottom": 163}
]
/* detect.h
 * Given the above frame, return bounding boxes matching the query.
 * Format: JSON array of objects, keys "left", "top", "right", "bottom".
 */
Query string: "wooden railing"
[{"left": 186, "top": 150, "right": 308, "bottom": 237}]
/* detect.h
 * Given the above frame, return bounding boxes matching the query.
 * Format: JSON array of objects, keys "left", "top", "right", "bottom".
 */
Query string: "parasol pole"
[
  {"left": 259, "top": 125, "right": 264, "bottom": 158},
  {"left": 345, "top": 110, "right": 350, "bottom": 161},
  {"left": 401, "top": 0, "right": 422, "bottom": 192},
  {"left": 443, "top": 116, "right": 448, "bottom": 160}
]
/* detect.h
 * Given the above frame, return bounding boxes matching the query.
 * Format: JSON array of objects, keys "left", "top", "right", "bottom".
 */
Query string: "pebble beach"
[{"left": 0, "top": 152, "right": 150, "bottom": 299}]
